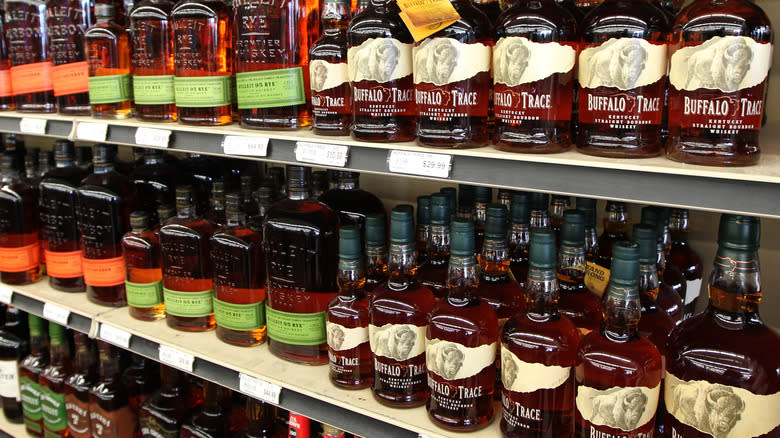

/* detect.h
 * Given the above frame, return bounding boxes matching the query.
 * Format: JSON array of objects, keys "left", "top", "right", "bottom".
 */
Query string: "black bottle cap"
[
  {"left": 484, "top": 203, "right": 507, "bottom": 240},
  {"left": 640, "top": 206, "right": 664, "bottom": 244},
  {"left": 339, "top": 225, "right": 362, "bottom": 261},
  {"left": 286, "top": 165, "right": 311, "bottom": 190},
  {"left": 610, "top": 241, "right": 640, "bottom": 287},
  {"left": 474, "top": 186, "right": 492, "bottom": 203},
  {"left": 430, "top": 193, "right": 450, "bottom": 225},
  {"left": 365, "top": 213, "right": 386, "bottom": 247},
  {"left": 576, "top": 197, "right": 597, "bottom": 228},
  {"left": 511, "top": 192, "right": 530, "bottom": 224},
  {"left": 632, "top": 224, "right": 657, "bottom": 264},
  {"left": 457, "top": 185, "right": 475, "bottom": 207},
  {"left": 417, "top": 196, "right": 431, "bottom": 225},
  {"left": 257, "top": 184, "right": 274, "bottom": 201},
  {"left": 718, "top": 214, "right": 760, "bottom": 250},
  {"left": 450, "top": 219, "right": 475, "bottom": 257},
  {"left": 53, "top": 140, "right": 75, "bottom": 160},
  {"left": 225, "top": 193, "right": 242, "bottom": 214},
  {"left": 530, "top": 193, "right": 549, "bottom": 211},
  {"left": 560, "top": 210, "right": 585, "bottom": 247},
  {"left": 130, "top": 211, "right": 150, "bottom": 231},
  {"left": 529, "top": 229, "right": 557, "bottom": 271},
  {"left": 389, "top": 205, "right": 414, "bottom": 244}
]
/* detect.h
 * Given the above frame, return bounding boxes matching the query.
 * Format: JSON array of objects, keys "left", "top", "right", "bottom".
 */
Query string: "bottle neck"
[
  {"left": 530, "top": 210, "right": 549, "bottom": 229},
  {"left": 49, "top": 336, "right": 70, "bottom": 364},
  {"left": 226, "top": 211, "right": 245, "bottom": 227},
  {"left": 427, "top": 224, "right": 450, "bottom": 265},
  {"left": 602, "top": 284, "right": 641, "bottom": 342},
  {"left": 94, "top": 163, "right": 114, "bottom": 174},
  {"left": 603, "top": 213, "right": 628, "bottom": 235},
  {"left": 557, "top": 244, "right": 586, "bottom": 291},
  {"left": 337, "top": 179, "right": 357, "bottom": 190},
  {"left": 337, "top": 261, "right": 367, "bottom": 299},
  {"left": 288, "top": 188, "right": 310, "bottom": 201},
  {"left": 73, "top": 344, "right": 94, "bottom": 374},
  {"left": 30, "top": 331, "right": 49, "bottom": 355},
  {"left": 479, "top": 237, "right": 509, "bottom": 278},
  {"left": 638, "top": 262, "right": 660, "bottom": 302},
  {"left": 446, "top": 255, "right": 480, "bottom": 302},
  {"left": 387, "top": 244, "right": 418, "bottom": 290},
  {"left": 99, "top": 350, "right": 121, "bottom": 381},
  {"left": 177, "top": 204, "right": 195, "bottom": 219},
  {"left": 708, "top": 247, "right": 761, "bottom": 316},
  {"left": 525, "top": 267, "right": 560, "bottom": 319},
  {"left": 473, "top": 202, "right": 487, "bottom": 226},
  {"left": 55, "top": 158, "right": 76, "bottom": 168}
]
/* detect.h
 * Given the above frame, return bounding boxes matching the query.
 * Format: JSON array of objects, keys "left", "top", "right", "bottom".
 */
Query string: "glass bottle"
[
  {"left": 549, "top": 195, "right": 571, "bottom": 237},
  {"left": 474, "top": 0, "right": 500, "bottom": 21},
  {"left": 160, "top": 186, "right": 216, "bottom": 332},
  {"left": 85, "top": 3, "right": 133, "bottom": 119},
  {"left": 139, "top": 366, "right": 190, "bottom": 438},
  {"left": 311, "top": 171, "right": 328, "bottom": 199},
  {"left": 558, "top": 210, "right": 602, "bottom": 337},
  {"left": 508, "top": 192, "right": 531, "bottom": 287},
  {"left": 129, "top": 0, "right": 177, "bottom": 121},
  {"left": 529, "top": 192, "right": 550, "bottom": 230},
  {"left": 0, "top": 154, "right": 41, "bottom": 285},
  {"left": 263, "top": 166, "right": 339, "bottom": 365},
  {"left": 585, "top": 200, "right": 628, "bottom": 297},
  {"left": 479, "top": 203, "right": 525, "bottom": 324},
  {"left": 242, "top": 398, "right": 281, "bottom": 438},
  {"left": 211, "top": 193, "right": 267, "bottom": 347},
  {"left": 415, "top": 196, "right": 432, "bottom": 265},
  {"left": 369, "top": 206, "right": 436, "bottom": 407},
  {"left": 318, "top": 171, "right": 386, "bottom": 235},
  {"left": 287, "top": 412, "right": 310, "bottom": 438},
  {"left": 204, "top": 180, "right": 226, "bottom": 228},
  {"left": 427, "top": 219, "right": 498, "bottom": 430},
  {"left": 418, "top": 193, "right": 451, "bottom": 299},
  {"left": 472, "top": 186, "right": 491, "bottom": 252},
  {"left": 180, "top": 153, "right": 221, "bottom": 216},
  {"left": 347, "top": 0, "right": 416, "bottom": 141},
  {"left": 64, "top": 333, "right": 96, "bottom": 438},
  {"left": 575, "top": 241, "right": 662, "bottom": 437},
  {"left": 172, "top": 0, "right": 233, "bottom": 125},
  {"left": 494, "top": 0, "right": 577, "bottom": 153},
  {"left": 121, "top": 353, "right": 159, "bottom": 431},
  {"left": 20, "top": 314, "right": 49, "bottom": 437},
  {"left": 326, "top": 226, "right": 371, "bottom": 389},
  {"left": 640, "top": 207, "right": 684, "bottom": 324},
  {"left": 0, "top": 307, "right": 29, "bottom": 424},
  {"left": 46, "top": 0, "right": 93, "bottom": 114},
  {"left": 501, "top": 229, "right": 579, "bottom": 438},
  {"left": 89, "top": 342, "right": 136, "bottom": 438},
  {"left": 309, "top": 0, "right": 351, "bottom": 135},
  {"left": 364, "top": 213, "right": 388, "bottom": 294},
  {"left": 130, "top": 149, "right": 179, "bottom": 222},
  {"left": 576, "top": 0, "right": 670, "bottom": 157},
  {"left": 78, "top": 144, "right": 136, "bottom": 307},
  {"left": 666, "top": 0, "right": 772, "bottom": 166},
  {"left": 180, "top": 381, "right": 231, "bottom": 438},
  {"left": 440, "top": 187, "right": 456, "bottom": 222},
  {"left": 667, "top": 208, "right": 703, "bottom": 320},
  {"left": 39, "top": 323, "right": 70, "bottom": 438},
  {"left": 0, "top": 4, "right": 13, "bottom": 111},
  {"left": 575, "top": 197, "right": 598, "bottom": 261},
  {"left": 665, "top": 215, "right": 780, "bottom": 438},
  {"left": 122, "top": 211, "right": 165, "bottom": 321}
]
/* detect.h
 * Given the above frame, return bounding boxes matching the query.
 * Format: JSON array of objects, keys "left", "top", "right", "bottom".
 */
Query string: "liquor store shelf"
[
  {"left": 1, "top": 112, "right": 780, "bottom": 219},
  {"left": 0, "top": 280, "right": 501, "bottom": 438}
]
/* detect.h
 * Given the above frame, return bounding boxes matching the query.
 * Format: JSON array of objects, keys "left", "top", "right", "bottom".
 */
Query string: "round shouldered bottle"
[
  {"left": 122, "top": 211, "right": 165, "bottom": 321},
  {"left": 364, "top": 213, "right": 388, "bottom": 294},
  {"left": 85, "top": 3, "right": 133, "bottom": 119}
]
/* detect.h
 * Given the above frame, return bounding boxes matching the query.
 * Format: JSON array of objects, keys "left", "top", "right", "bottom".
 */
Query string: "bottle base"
[
  {"left": 666, "top": 146, "right": 759, "bottom": 166},
  {"left": 371, "top": 390, "right": 427, "bottom": 408},
  {"left": 58, "top": 107, "right": 92, "bottom": 116},
  {"left": 1, "top": 269, "right": 41, "bottom": 285},
  {"left": 91, "top": 111, "right": 133, "bottom": 120},
  {"left": 17, "top": 105, "right": 56, "bottom": 113},
  {"left": 166, "top": 314, "right": 216, "bottom": 332},
  {"left": 330, "top": 375, "right": 372, "bottom": 390},
  {"left": 216, "top": 326, "right": 266, "bottom": 347},
  {"left": 49, "top": 277, "right": 86, "bottom": 292},
  {"left": 268, "top": 339, "right": 328, "bottom": 365},
  {"left": 428, "top": 410, "right": 494, "bottom": 432},
  {"left": 495, "top": 139, "right": 570, "bottom": 154}
]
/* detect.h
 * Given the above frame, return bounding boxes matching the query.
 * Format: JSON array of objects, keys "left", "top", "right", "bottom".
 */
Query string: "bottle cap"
[
  {"left": 484, "top": 203, "right": 507, "bottom": 240},
  {"left": 632, "top": 224, "right": 657, "bottom": 264},
  {"left": 510, "top": 192, "right": 530, "bottom": 224},
  {"left": 640, "top": 206, "right": 664, "bottom": 244},
  {"left": 389, "top": 205, "right": 414, "bottom": 244},
  {"left": 76, "top": 146, "right": 92, "bottom": 164},
  {"left": 28, "top": 314, "right": 44, "bottom": 335},
  {"left": 48, "top": 322, "right": 66, "bottom": 344},
  {"left": 416, "top": 196, "right": 431, "bottom": 225},
  {"left": 91, "top": 143, "right": 117, "bottom": 165},
  {"left": 225, "top": 192, "right": 242, "bottom": 214},
  {"left": 529, "top": 229, "right": 557, "bottom": 271},
  {"left": 212, "top": 180, "right": 225, "bottom": 197},
  {"left": 95, "top": 3, "right": 115, "bottom": 17},
  {"left": 365, "top": 213, "right": 386, "bottom": 247},
  {"left": 130, "top": 211, "right": 150, "bottom": 230},
  {"left": 718, "top": 214, "right": 760, "bottom": 250},
  {"left": 157, "top": 204, "right": 175, "bottom": 223},
  {"left": 286, "top": 165, "right": 311, "bottom": 190},
  {"left": 53, "top": 140, "right": 75, "bottom": 160},
  {"left": 311, "top": 171, "right": 328, "bottom": 191},
  {"left": 440, "top": 187, "right": 456, "bottom": 217},
  {"left": 474, "top": 186, "right": 492, "bottom": 203},
  {"left": 175, "top": 185, "right": 193, "bottom": 208},
  {"left": 457, "top": 185, "right": 475, "bottom": 208},
  {"left": 449, "top": 219, "right": 475, "bottom": 257},
  {"left": 575, "top": 197, "right": 597, "bottom": 228},
  {"left": 560, "top": 209, "right": 585, "bottom": 247},
  {"left": 530, "top": 193, "right": 549, "bottom": 211},
  {"left": 609, "top": 241, "right": 640, "bottom": 287},
  {"left": 257, "top": 184, "right": 274, "bottom": 202},
  {"left": 430, "top": 193, "right": 450, "bottom": 225},
  {"left": 339, "top": 225, "right": 362, "bottom": 261}
]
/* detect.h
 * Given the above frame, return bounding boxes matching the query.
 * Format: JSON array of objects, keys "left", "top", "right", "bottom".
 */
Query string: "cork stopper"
[
  {"left": 632, "top": 224, "right": 657, "bottom": 264},
  {"left": 560, "top": 210, "right": 585, "bottom": 248},
  {"left": 529, "top": 229, "right": 557, "bottom": 271},
  {"left": 449, "top": 219, "right": 475, "bottom": 257},
  {"left": 718, "top": 214, "right": 760, "bottom": 250},
  {"left": 339, "top": 225, "right": 362, "bottom": 261}
]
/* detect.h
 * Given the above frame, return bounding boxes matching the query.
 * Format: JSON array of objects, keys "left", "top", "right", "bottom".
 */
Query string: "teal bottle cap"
[
  {"left": 430, "top": 193, "right": 450, "bottom": 225},
  {"left": 575, "top": 197, "right": 597, "bottom": 228},
  {"left": 450, "top": 219, "right": 475, "bottom": 257},
  {"left": 610, "top": 241, "right": 640, "bottom": 286},
  {"left": 390, "top": 205, "right": 415, "bottom": 244},
  {"left": 531, "top": 193, "right": 549, "bottom": 211},
  {"left": 440, "top": 187, "right": 457, "bottom": 217},
  {"left": 510, "top": 192, "right": 530, "bottom": 224},
  {"left": 632, "top": 224, "right": 657, "bottom": 264},
  {"left": 484, "top": 203, "right": 508, "bottom": 239},
  {"left": 339, "top": 225, "right": 362, "bottom": 261},
  {"left": 417, "top": 196, "right": 431, "bottom": 225},
  {"left": 365, "top": 213, "right": 386, "bottom": 247},
  {"left": 529, "top": 229, "right": 557, "bottom": 270},
  {"left": 560, "top": 210, "right": 585, "bottom": 247},
  {"left": 718, "top": 214, "right": 760, "bottom": 250},
  {"left": 474, "top": 186, "right": 492, "bottom": 203},
  {"left": 640, "top": 206, "right": 664, "bottom": 244}
]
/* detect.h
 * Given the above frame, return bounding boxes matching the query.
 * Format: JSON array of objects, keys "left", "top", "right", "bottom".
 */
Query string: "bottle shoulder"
[
  {"left": 503, "top": 314, "right": 580, "bottom": 364},
  {"left": 496, "top": 1, "right": 578, "bottom": 39},
  {"left": 347, "top": 8, "right": 413, "bottom": 44},
  {"left": 582, "top": 1, "right": 670, "bottom": 38},
  {"left": 265, "top": 199, "right": 340, "bottom": 229},
  {"left": 578, "top": 330, "right": 663, "bottom": 375},
  {"left": 676, "top": 0, "right": 772, "bottom": 36}
]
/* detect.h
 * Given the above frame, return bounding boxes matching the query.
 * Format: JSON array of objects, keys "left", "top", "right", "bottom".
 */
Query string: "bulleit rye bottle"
[
  {"left": 46, "top": 0, "right": 93, "bottom": 114},
  {"left": 122, "top": 211, "right": 165, "bottom": 321}
]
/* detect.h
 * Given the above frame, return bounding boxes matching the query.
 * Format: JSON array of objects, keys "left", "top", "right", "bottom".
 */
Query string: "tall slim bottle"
[
  {"left": 89, "top": 342, "right": 136, "bottom": 438},
  {"left": 20, "top": 315, "right": 49, "bottom": 437},
  {"left": 122, "top": 212, "right": 165, "bottom": 321},
  {"left": 46, "top": 0, "right": 92, "bottom": 114},
  {"left": 508, "top": 192, "right": 530, "bottom": 287},
  {"left": 667, "top": 208, "right": 703, "bottom": 319},
  {"left": 418, "top": 193, "right": 450, "bottom": 298},
  {"left": 0, "top": 307, "right": 29, "bottom": 423},
  {"left": 364, "top": 214, "right": 388, "bottom": 294},
  {"left": 640, "top": 207, "right": 684, "bottom": 324},
  {"left": 64, "top": 333, "right": 96, "bottom": 438},
  {"left": 575, "top": 197, "right": 598, "bottom": 261},
  {"left": 0, "top": 154, "right": 41, "bottom": 285},
  {"left": 39, "top": 323, "right": 70, "bottom": 438}
]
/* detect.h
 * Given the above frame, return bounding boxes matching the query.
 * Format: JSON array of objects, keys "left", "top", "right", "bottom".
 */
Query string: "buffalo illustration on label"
[{"left": 579, "top": 38, "right": 667, "bottom": 91}]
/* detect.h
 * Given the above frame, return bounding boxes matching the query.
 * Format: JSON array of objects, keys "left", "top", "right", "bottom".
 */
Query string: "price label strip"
[
  {"left": 42, "top": 303, "right": 71, "bottom": 326},
  {"left": 0, "top": 286, "right": 12, "bottom": 304},
  {"left": 135, "top": 127, "right": 172, "bottom": 148},
  {"left": 159, "top": 345, "right": 195, "bottom": 373},
  {"left": 238, "top": 373, "right": 282, "bottom": 404},
  {"left": 222, "top": 135, "right": 269, "bottom": 157},
  {"left": 76, "top": 122, "right": 109, "bottom": 142},
  {"left": 295, "top": 142, "right": 349, "bottom": 167},
  {"left": 387, "top": 150, "right": 452, "bottom": 179},
  {"left": 19, "top": 118, "right": 47, "bottom": 135},
  {"left": 98, "top": 323, "right": 132, "bottom": 349}
]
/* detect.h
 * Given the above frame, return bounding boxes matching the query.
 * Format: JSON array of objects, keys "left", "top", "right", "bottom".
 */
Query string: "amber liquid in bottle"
[
  {"left": 418, "top": 194, "right": 450, "bottom": 298},
  {"left": 0, "top": 6, "right": 14, "bottom": 111},
  {"left": 508, "top": 193, "right": 531, "bottom": 289},
  {"left": 478, "top": 205, "right": 525, "bottom": 323},
  {"left": 0, "top": 157, "right": 42, "bottom": 285},
  {"left": 20, "top": 315, "right": 49, "bottom": 438},
  {"left": 64, "top": 333, "right": 96, "bottom": 438},
  {"left": 558, "top": 211, "right": 602, "bottom": 337},
  {"left": 122, "top": 212, "right": 165, "bottom": 321},
  {"left": 39, "top": 323, "right": 70, "bottom": 438},
  {"left": 310, "top": 0, "right": 351, "bottom": 135},
  {"left": 46, "top": 0, "right": 92, "bottom": 115},
  {"left": 89, "top": 342, "right": 136, "bottom": 438}
]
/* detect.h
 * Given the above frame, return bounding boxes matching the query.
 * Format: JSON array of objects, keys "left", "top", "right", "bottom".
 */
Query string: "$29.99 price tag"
[
  {"left": 295, "top": 142, "right": 349, "bottom": 167},
  {"left": 387, "top": 150, "right": 452, "bottom": 178}
]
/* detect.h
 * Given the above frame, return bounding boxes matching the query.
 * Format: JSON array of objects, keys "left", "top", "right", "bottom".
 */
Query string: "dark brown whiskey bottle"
[
  {"left": 318, "top": 171, "right": 386, "bottom": 235},
  {"left": 418, "top": 193, "right": 451, "bottom": 299},
  {"left": 39, "top": 323, "right": 70, "bottom": 438},
  {"left": 20, "top": 314, "right": 49, "bottom": 437},
  {"left": 667, "top": 208, "right": 703, "bottom": 319},
  {"left": 180, "top": 381, "right": 231, "bottom": 438},
  {"left": 139, "top": 366, "right": 189, "bottom": 438},
  {"left": 64, "top": 333, "right": 96, "bottom": 438},
  {"left": 364, "top": 213, "right": 388, "bottom": 294},
  {"left": 46, "top": 0, "right": 92, "bottom": 115},
  {"left": 0, "top": 154, "right": 41, "bottom": 285},
  {"left": 89, "top": 342, "right": 136, "bottom": 438}
]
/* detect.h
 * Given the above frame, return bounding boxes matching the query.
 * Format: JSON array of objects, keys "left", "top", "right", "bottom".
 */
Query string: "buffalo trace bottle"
[
  {"left": 46, "top": 0, "right": 92, "bottom": 114},
  {"left": 89, "top": 342, "right": 136, "bottom": 438},
  {"left": 160, "top": 186, "right": 216, "bottom": 332},
  {"left": 85, "top": 3, "right": 134, "bottom": 119},
  {"left": 640, "top": 207, "right": 684, "bottom": 324},
  {"left": 0, "top": 6, "right": 13, "bottom": 111},
  {"left": 508, "top": 192, "right": 530, "bottom": 287},
  {"left": 129, "top": 0, "right": 177, "bottom": 121},
  {"left": 369, "top": 206, "right": 436, "bottom": 407},
  {"left": 138, "top": 366, "right": 190, "bottom": 437},
  {"left": 427, "top": 219, "right": 498, "bottom": 430},
  {"left": 418, "top": 193, "right": 450, "bottom": 299},
  {"left": 347, "top": 0, "right": 415, "bottom": 141},
  {"left": 39, "top": 323, "right": 69, "bottom": 438},
  {"left": 413, "top": 0, "right": 492, "bottom": 148},
  {"left": 172, "top": 0, "right": 233, "bottom": 125},
  {"left": 585, "top": 200, "right": 628, "bottom": 298},
  {"left": 575, "top": 241, "right": 662, "bottom": 438},
  {"left": 666, "top": 215, "right": 780, "bottom": 438},
  {"left": 122, "top": 211, "right": 165, "bottom": 321},
  {"left": 64, "top": 333, "right": 96, "bottom": 438},
  {"left": 494, "top": 0, "right": 577, "bottom": 152},
  {"left": 575, "top": 197, "right": 598, "bottom": 261},
  {"left": 263, "top": 166, "right": 339, "bottom": 364},
  {"left": 20, "top": 315, "right": 49, "bottom": 438},
  {"left": 576, "top": 0, "right": 670, "bottom": 157},
  {"left": 666, "top": 0, "right": 772, "bottom": 166},
  {"left": 667, "top": 208, "right": 703, "bottom": 319},
  {"left": 210, "top": 193, "right": 267, "bottom": 347},
  {"left": 0, "top": 307, "right": 29, "bottom": 423},
  {"left": 309, "top": 0, "right": 351, "bottom": 135},
  {"left": 501, "top": 229, "right": 579, "bottom": 438},
  {"left": 326, "top": 226, "right": 371, "bottom": 389},
  {"left": 364, "top": 213, "right": 388, "bottom": 294},
  {"left": 415, "top": 196, "right": 431, "bottom": 265},
  {"left": 0, "top": 154, "right": 41, "bottom": 285}
]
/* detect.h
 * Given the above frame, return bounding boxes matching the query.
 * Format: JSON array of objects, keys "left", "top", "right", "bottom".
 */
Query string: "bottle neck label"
[
  {"left": 576, "top": 383, "right": 661, "bottom": 433},
  {"left": 326, "top": 321, "right": 368, "bottom": 352},
  {"left": 369, "top": 323, "right": 426, "bottom": 362},
  {"left": 584, "top": 261, "right": 610, "bottom": 297},
  {"left": 500, "top": 345, "right": 571, "bottom": 393},
  {"left": 714, "top": 248, "right": 759, "bottom": 274}
]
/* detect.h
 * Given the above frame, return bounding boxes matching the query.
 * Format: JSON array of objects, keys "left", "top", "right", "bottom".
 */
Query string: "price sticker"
[
  {"left": 135, "top": 127, "right": 172, "bottom": 147},
  {"left": 238, "top": 373, "right": 282, "bottom": 404},
  {"left": 99, "top": 323, "right": 132, "bottom": 349},
  {"left": 42, "top": 303, "right": 70, "bottom": 326},
  {"left": 387, "top": 150, "right": 452, "bottom": 178},
  {"left": 159, "top": 345, "right": 195, "bottom": 372},
  {"left": 76, "top": 122, "right": 108, "bottom": 142},
  {"left": 222, "top": 135, "right": 269, "bottom": 157},
  {"left": 0, "top": 286, "right": 12, "bottom": 304},
  {"left": 295, "top": 142, "right": 349, "bottom": 167},
  {"left": 19, "top": 118, "right": 47, "bottom": 135}
]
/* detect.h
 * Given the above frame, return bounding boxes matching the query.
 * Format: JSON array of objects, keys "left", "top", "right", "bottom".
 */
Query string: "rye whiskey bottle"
[
  {"left": 0, "top": 154, "right": 41, "bottom": 285},
  {"left": 0, "top": 7, "right": 13, "bottom": 111},
  {"left": 20, "top": 314, "right": 49, "bottom": 437},
  {"left": 576, "top": 0, "right": 670, "bottom": 157},
  {"left": 130, "top": 149, "right": 178, "bottom": 221},
  {"left": 263, "top": 166, "right": 339, "bottom": 364},
  {"left": 39, "top": 323, "right": 70, "bottom": 438},
  {"left": 575, "top": 241, "right": 662, "bottom": 438},
  {"left": 46, "top": 0, "right": 93, "bottom": 114},
  {"left": 585, "top": 201, "right": 628, "bottom": 297},
  {"left": 501, "top": 229, "right": 579, "bottom": 438},
  {"left": 85, "top": 3, "right": 133, "bottom": 119},
  {"left": 667, "top": 208, "right": 703, "bottom": 319},
  {"left": 666, "top": 0, "right": 772, "bottom": 166},
  {"left": 364, "top": 213, "right": 388, "bottom": 294},
  {"left": 160, "top": 186, "right": 216, "bottom": 332},
  {"left": 558, "top": 210, "right": 602, "bottom": 337},
  {"left": 418, "top": 193, "right": 451, "bottom": 298},
  {"left": 0, "top": 307, "right": 29, "bottom": 424},
  {"left": 89, "top": 342, "right": 136, "bottom": 438},
  {"left": 427, "top": 219, "right": 498, "bottom": 430},
  {"left": 139, "top": 366, "right": 189, "bottom": 438},
  {"left": 415, "top": 196, "right": 431, "bottom": 265},
  {"left": 64, "top": 333, "right": 96, "bottom": 438},
  {"left": 370, "top": 206, "right": 436, "bottom": 407},
  {"left": 508, "top": 192, "right": 531, "bottom": 287},
  {"left": 122, "top": 212, "right": 165, "bottom": 321},
  {"left": 326, "top": 226, "right": 371, "bottom": 389},
  {"left": 347, "top": 0, "right": 416, "bottom": 141},
  {"left": 494, "top": 0, "right": 577, "bottom": 152},
  {"left": 666, "top": 215, "right": 780, "bottom": 438}
]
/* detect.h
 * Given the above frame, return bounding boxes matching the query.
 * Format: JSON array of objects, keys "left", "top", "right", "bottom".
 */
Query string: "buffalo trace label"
[
  {"left": 327, "top": 321, "right": 368, "bottom": 376},
  {"left": 348, "top": 38, "right": 414, "bottom": 117},
  {"left": 426, "top": 338, "right": 496, "bottom": 411},
  {"left": 369, "top": 323, "right": 427, "bottom": 390},
  {"left": 576, "top": 383, "right": 660, "bottom": 434},
  {"left": 309, "top": 60, "right": 350, "bottom": 117}
]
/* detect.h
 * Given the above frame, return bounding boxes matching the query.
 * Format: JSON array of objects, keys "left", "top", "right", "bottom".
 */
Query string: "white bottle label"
[
  {"left": 576, "top": 383, "right": 661, "bottom": 432},
  {"left": 425, "top": 338, "right": 495, "bottom": 380},
  {"left": 500, "top": 345, "right": 570, "bottom": 393},
  {"left": 369, "top": 323, "right": 426, "bottom": 361},
  {"left": 348, "top": 38, "right": 413, "bottom": 83},
  {"left": 493, "top": 37, "right": 576, "bottom": 86},
  {"left": 326, "top": 321, "right": 368, "bottom": 352},
  {"left": 579, "top": 38, "right": 667, "bottom": 90},
  {"left": 0, "top": 359, "right": 20, "bottom": 400},
  {"left": 413, "top": 38, "right": 490, "bottom": 86},
  {"left": 685, "top": 278, "right": 703, "bottom": 307},
  {"left": 309, "top": 60, "right": 349, "bottom": 92}
]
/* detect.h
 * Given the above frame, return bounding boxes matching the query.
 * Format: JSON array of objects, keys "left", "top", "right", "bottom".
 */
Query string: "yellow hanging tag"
[{"left": 396, "top": 0, "right": 460, "bottom": 41}]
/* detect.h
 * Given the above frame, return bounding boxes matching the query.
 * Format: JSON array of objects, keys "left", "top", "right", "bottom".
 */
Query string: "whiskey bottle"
[
  {"left": 576, "top": 0, "right": 670, "bottom": 157},
  {"left": 418, "top": 193, "right": 451, "bottom": 298},
  {"left": 211, "top": 193, "right": 267, "bottom": 347},
  {"left": 310, "top": 0, "right": 351, "bottom": 135},
  {"left": 558, "top": 210, "right": 602, "bottom": 337},
  {"left": 414, "top": 0, "right": 492, "bottom": 148},
  {"left": 666, "top": 215, "right": 780, "bottom": 438},
  {"left": 64, "top": 333, "right": 96, "bottom": 438},
  {"left": 242, "top": 397, "right": 281, "bottom": 438},
  {"left": 415, "top": 195, "right": 431, "bottom": 265},
  {"left": 667, "top": 208, "right": 703, "bottom": 319},
  {"left": 666, "top": 0, "right": 772, "bottom": 166},
  {"left": 370, "top": 205, "right": 436, "bottom": 407},
  {"left": 508, "top": 192, "right": 530, "bottom": 287},
  {"left": 364, "top": 213, "right": 388, "bottom": 294},
  {"left": 287, "top": 412, "right": 311, "bottom": 438},
  {"left": 550, "top": 195, "right": 571, "bottom": 237},
  {"left": 130, "top": 149, "right": 179, "bottom": 221},
  {"left": 130, "top": 0, "right": 177, "bottom": 121},
  {"left": 46, "top": 0, "right": 93, "bottom": 114},
  {"left": 0, "top": 6, "right": 13, "bottom": 111},
  {"left": 240, "top": 176, "right": 261, "bottom": 225},
  {"left": 529, "top": 192, "right": 550, "bottom": 230},
  {"left": 139, "top": 366, "right": 189, "bottom": 438},
  {"left": 575, "top": 241, "right": 662, "bottom": 437},
  {"left": 640, "top": 207, "right": 684, "bottom": 323},
  {"left": 122, "top": 211, "right": 165, "bottom": 321},
  {"left": 347, "top": 0, "right": 416, "bottom": 141},
  {"left": 89, "top": 342, "right": 136, "bottom": 438},
  {"left": 473, "top": 0, "right": 500, "bottom": 21},
  {"left": 263, "top": 166, "right": 339, "bottom": 364},
  {"left": 0, "top": 154, "right": 41, "bottom": 285},
  {"left": 204, "top": 180, "right": 227, "bottom": 228},
  {"left": 180, "top": 381, "right": 231, "bottom": 438},
  {"left": 85, "top": 3, "right": 133, "bottom": 119},
  {"left": 180, "top": 153, "right": 221, "bottom": 216},
  {"left": 172, "top": 0, "right": 233, "bottom": 125},
  {"left": 439, "top": 187, "right": 456, "bottom": 222},
  {"left": 585, "top": 200, "right": 628, "bottom": 297},
  {"left": 497, "top": 189, "right": 512, "bottom": 211},
  {"left": 20, "top": 314, "right": 49, "bottom": 437},
  {"left": 312, "top": 172, "right": 328, "bottom": 199},
  {"left": 160, "top": 186, "right": 216, "bottom": 332},
  {"left": 575, "top": 197, "right": 598, "bottom": 261},
  {"left": 0, "top": 307, "right": 29, "bottom": 423},
  {"left": 326, "top": 226, "right": 371, "bottom": 389},
  {"left": 39, "top": 323, "right": 70, "bottom": 438},
  {"left": 318, "top": 171, "right": 386, "bottom": 235},
  {"left": 494, "top": 0, "right": 577, "bottom": 153},
  {"left": 473, "top": 186, "right": 491, "bottom": 252},
  {"left": 501, "top": 229, "right": 579, "bottom": 437},
  {"left": 121, "top": 353, "right": 159, "bottom": 427}
]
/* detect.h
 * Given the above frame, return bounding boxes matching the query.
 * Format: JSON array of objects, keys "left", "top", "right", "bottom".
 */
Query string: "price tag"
[
  {"left": 238, "top": 373, "right": 282, "bottom": 404},
  {"left": 135, "top": 127, "right": 172, "bottom": 148},
  {"left": 387, "top": 150, "right": 452, "bottom": 178},
  {"left": 159, "top": 345, "right": 195, "bottom": 372},
  {"left": 295, "top": 142, "right": 349, "bottom": 167},
  {"left": 0, "top": 286, "right": 12, "bottom": 304},
  {"left": 19, "top": 118, "right": 47, "bottom": 135},
  {"left": 76, "top": 122, "right": 109, "bottom": 142},
  {"left": 42, "top": 303, "right": 70, "bottom": 326},
  {"left": 99, "top": 323, "right": 132, "bottom": 349},
  {"left": 222, "top": 135, "right": 269, "bottom": 157}
]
